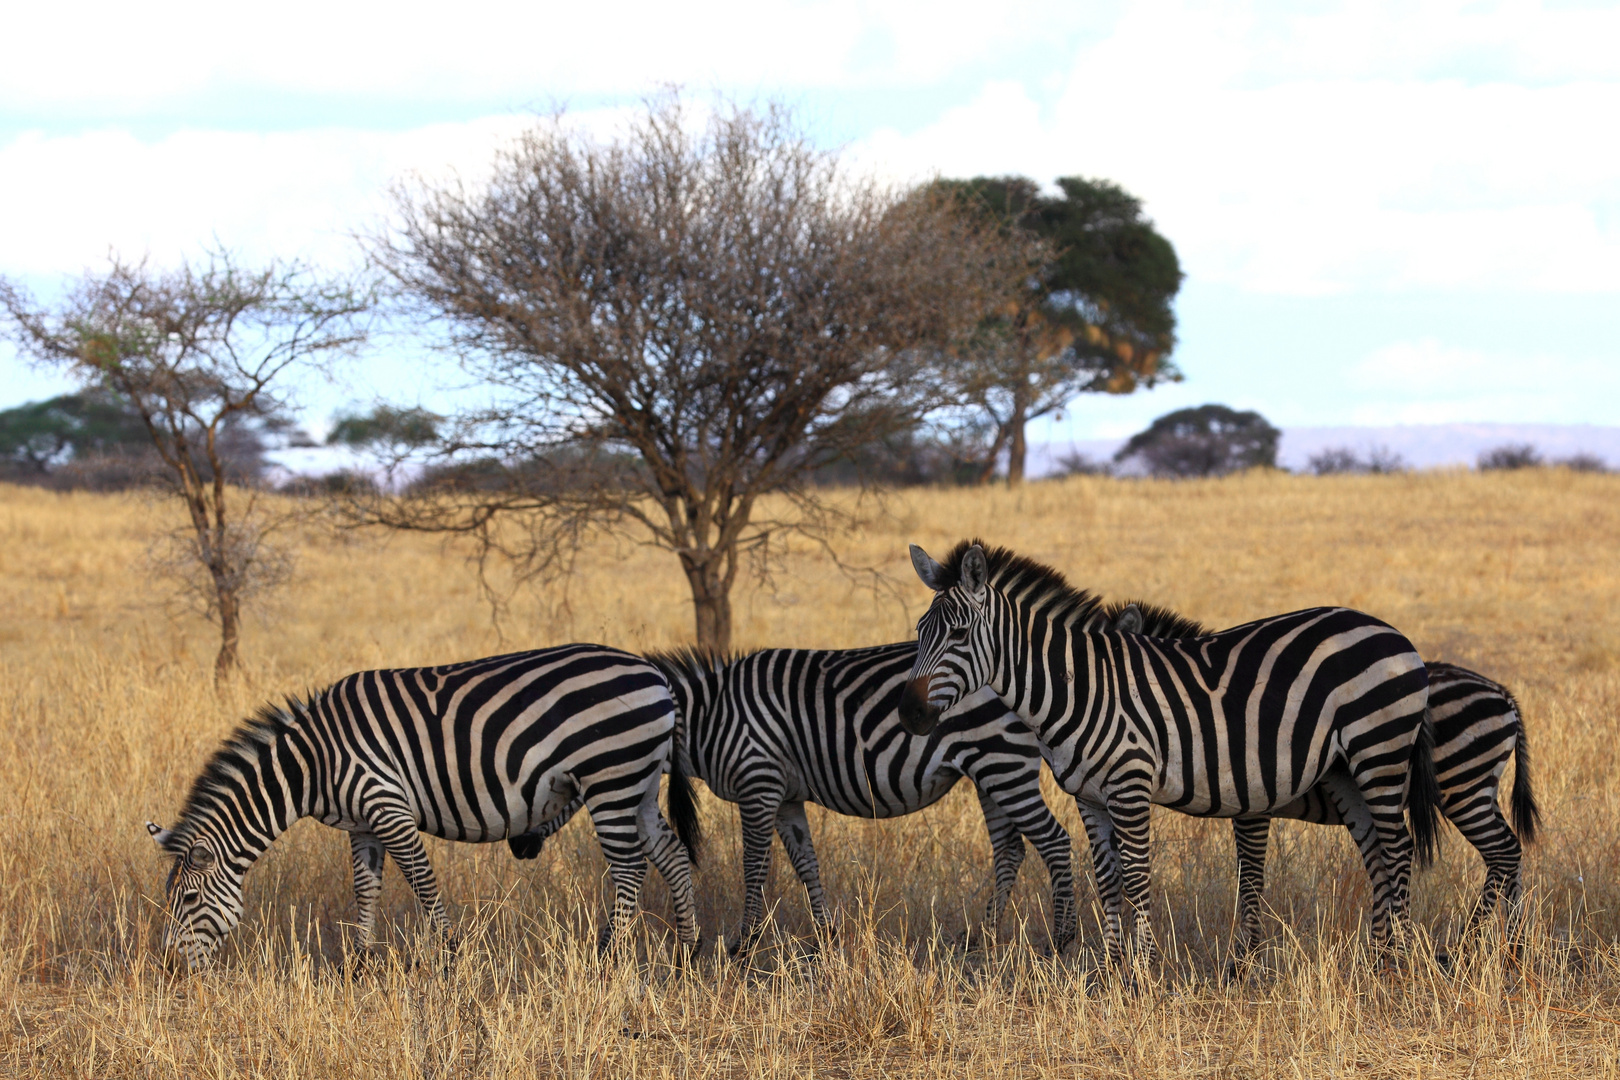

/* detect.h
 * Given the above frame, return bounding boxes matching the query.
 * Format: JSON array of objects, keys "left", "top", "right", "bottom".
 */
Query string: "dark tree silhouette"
[{"left": 1115, "top": 404, "right": 1280, "bottom": 478}]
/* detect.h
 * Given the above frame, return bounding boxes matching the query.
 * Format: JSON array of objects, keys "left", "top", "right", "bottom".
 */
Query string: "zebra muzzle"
[{"left": 898, "top": 677, "right": 943, "bottom": 736}]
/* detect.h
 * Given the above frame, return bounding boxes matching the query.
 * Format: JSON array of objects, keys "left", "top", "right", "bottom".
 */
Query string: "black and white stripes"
[
  {"left": 1110, "top": 602, "right": 1539, "bottom": 962},
  {"left": 147, "top": 643, "right": 699, "bottom": 969},
  {"left": 518, "top": 644, "right": 1078, "bottom": 953},
  {"left": 901, "top": 541, "right": 1441, "bottom": 967}
]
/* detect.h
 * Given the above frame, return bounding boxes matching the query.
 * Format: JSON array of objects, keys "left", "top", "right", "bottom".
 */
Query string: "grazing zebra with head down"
[
  {"left": 146, "top": 644, "right": 700, "bottom": 970},
  {"left": 899, "top": 541, "right": 1441, "bottom": 970},
  {"left": 1109, "top": 602, "right": 1540, "bottom": 964},
  {"left": 514, "top": 644, "right": 1078, "bottom": 954}
]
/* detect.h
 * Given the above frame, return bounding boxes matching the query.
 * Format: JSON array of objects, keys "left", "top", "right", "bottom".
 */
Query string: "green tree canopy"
[
  {"left": 328, "top": 405, "right": 442, "bottom": 450},
  {"left": 0, "top": 390, "right": 149, "bottom": 472},
  {"left": 934, "top": 175, "right": 1183, "bottom": 483}
]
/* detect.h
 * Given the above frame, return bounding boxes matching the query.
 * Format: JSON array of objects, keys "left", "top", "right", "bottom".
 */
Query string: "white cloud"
[
  {"left": 1342, "top": 337, "right": 1619, "bottom": 425},
  {"left": 0, "top": 1, "right": 1090, "bottom": 110},
  {"left": 0, "top": 118, "right": 534, "bottom": 276},
  {"left": 858, "top": 0, "right": 1620, "bottom": 295}
]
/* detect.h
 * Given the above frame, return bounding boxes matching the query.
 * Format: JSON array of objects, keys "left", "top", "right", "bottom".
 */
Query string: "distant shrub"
[
  {"left": 1306, "top": 448, "right": 1361, "bottom": 475},
  {"left": 280, "top": 470, "right": 381, "bottom": 497},
  {"left": 1052, "top": 451, "right": 1114, "bottom": 477},
  {"left": 1478, "top": 444, "right": 1542, "bottom": 471},
  {"left": 1308, "top": 445, "right": 1409, "bottom": 476},
  {"left": 1555, "top": 453, "right": 1609, "bottom": 473}
]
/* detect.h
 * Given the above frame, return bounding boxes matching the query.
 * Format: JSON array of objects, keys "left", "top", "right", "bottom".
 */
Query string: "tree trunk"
[
  {"left": 214, "top": 582, "right": 241, "bottom": 687},
  {"left": 680, "top": 555, "right": 733, "bottom": 653},
  {"left": 1006, "top": 397, "right": 1029, "bottom": 486},
  {"left": 975, "top": 425, "right": 1010, "bottom": 486}
]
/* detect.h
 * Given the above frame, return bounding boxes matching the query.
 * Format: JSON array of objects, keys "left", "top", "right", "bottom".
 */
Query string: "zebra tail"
[
  {"left": 1408, "top": 706, "right": 1443, "bottom": 869},
  {"left": 666, "top": 749, "right": 704, "bottom": 868},
  {"left": 1509, "top": 693, "right": 1542, "bottom": 846}
]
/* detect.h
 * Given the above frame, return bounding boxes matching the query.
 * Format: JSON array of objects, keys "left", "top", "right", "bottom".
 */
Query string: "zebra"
[
  {"left": 1108, "top": 601, "right": 1540, "bottom": 965},
  {"left": 899, "top": 541, "right": 1441, "bottom": 970},
  {"left": 145, "top": 643, "right": 701, "bottom": 970},
  {"left": 512, "top": 644, "right": 1079, "bottom": 955}
]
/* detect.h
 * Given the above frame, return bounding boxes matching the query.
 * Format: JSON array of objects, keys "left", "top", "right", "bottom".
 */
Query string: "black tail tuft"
[
  {"left": 1408, "top": 706, "right": 1443, "bottom": 869},
  {"left": 666, "top": 749, "right": 703, "bottom": 868},
  {"left": 1507, "top": 689, "right": 1541, "bottom": 846}
]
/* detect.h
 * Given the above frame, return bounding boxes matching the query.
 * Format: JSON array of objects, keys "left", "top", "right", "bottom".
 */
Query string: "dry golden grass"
[{"left": 1, "top": 469, "right": 1618, "bottom": 1078}]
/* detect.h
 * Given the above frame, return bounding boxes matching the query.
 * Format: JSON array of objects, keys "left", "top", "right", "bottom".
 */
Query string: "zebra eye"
[
  {"left": 180, "top": 890, "right": 200, "bottom": 905},
  {"left": 947, "top": 626, "right": 969, "bottom": 642}
]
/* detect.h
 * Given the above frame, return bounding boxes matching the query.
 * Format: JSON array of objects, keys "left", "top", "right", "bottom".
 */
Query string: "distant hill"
[{"left": 1029, "top": 423, "right": 1620, "bottom": 477}]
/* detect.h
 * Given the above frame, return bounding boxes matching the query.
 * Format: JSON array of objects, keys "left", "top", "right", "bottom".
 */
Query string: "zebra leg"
[
  {"left": 348, "top": 830, "right": 386, "bottom": 948},
  {"left": 1342, "top": 773, "right": 1413, "bottom": 949},
  {"left": 1229, "top": 817, "right": 1271, "bottom": 974},
  {"left": 1108, "top": 788, "right": 1158, "bottom": 969},
  {"left": 980, "top": 784, "right": 1077, "bottom": 955},
  {"left": 636, "top": 783, "right": 701, "bottom": 956},
  {"left": 363, "top": 799, "right": 451, "bottom": 939},
  {"left": 585, "top": 790, "right": 650, "bottom": 955},
  {"left": 974, "top": 787, "right": 1026, "bottom": 947},
  {"left": 775, "top": 802, "right": 831, "bottom": 932},
  {"left": 1075, "top": 798, "right": 1126, "bottom": 970},
  {"left": 1447, "top": 794, "right": 1523, "bottom": 937},
  {"left": 731, "top": 788, "right": 785, "bottom": 957}
]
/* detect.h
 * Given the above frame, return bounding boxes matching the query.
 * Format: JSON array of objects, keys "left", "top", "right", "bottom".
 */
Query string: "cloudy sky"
[{"left": 2, "top": 0, "right": 1616, "bottom": 440}]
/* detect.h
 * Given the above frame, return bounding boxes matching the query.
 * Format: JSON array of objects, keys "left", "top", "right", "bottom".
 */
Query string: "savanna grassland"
[{"left": 1, "top": 468, "right": 1618, "bottom": 1078}]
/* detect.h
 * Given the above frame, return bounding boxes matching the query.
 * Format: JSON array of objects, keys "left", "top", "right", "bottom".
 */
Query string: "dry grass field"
[{"left": 1, "top": 468, "right": 1618, "bottom": 1078}]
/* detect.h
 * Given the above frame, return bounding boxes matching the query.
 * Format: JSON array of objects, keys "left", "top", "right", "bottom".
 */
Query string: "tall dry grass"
[{"left": 1, "top": 469, "right": 1617, "bottom": 1078}]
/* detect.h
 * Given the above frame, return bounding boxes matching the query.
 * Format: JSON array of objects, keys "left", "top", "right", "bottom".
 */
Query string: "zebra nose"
[{"left": 898, "top": 677, "right": 942, "bottom": 736}]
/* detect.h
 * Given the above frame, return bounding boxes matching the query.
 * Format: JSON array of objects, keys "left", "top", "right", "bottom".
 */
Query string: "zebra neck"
[
  {"left": 992, "top": 589, "right": 1095, "bottom": 723},
  {"left": 186, "top": 724, "right": 313, "bottom": 871}
]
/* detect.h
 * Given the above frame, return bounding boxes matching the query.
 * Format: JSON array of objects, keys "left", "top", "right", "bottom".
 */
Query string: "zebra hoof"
[{"left": 674, "top": 937, "right": 704, "bottom": 968}]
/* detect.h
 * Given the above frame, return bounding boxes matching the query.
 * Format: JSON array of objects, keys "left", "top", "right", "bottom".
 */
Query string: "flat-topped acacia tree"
[{"left": 367, "top": 96, "right": 1016, "bottom": 652}]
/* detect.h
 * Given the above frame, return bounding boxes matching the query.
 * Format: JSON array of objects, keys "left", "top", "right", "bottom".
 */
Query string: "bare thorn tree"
[
  {"left": 1, "top": 251, "right": 372, "bottom": 683},
  {"left": 365, "top": 95, "right": 1011, "bottom": 652}
]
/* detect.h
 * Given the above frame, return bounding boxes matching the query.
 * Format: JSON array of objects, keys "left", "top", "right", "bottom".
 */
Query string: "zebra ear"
[
  {"left": 960, "top": 544, "right": 989, "bottom": 598},
  {"left": 146, "top": 821, "right": 181, "bottom": 854},
  {"left": 910, "top": 544, "right": 949, "bottom": 591},
  {"left": 1113, "top": 604, "right": 1145, "bottom": 634}
]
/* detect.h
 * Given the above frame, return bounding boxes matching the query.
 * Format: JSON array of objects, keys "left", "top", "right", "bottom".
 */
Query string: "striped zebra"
[
  {"left": 513, "top": 645, "right": 1078, "bottom": 955},
  {"left": 1109, "top": 602, "right": 1540, "bottom": 964},
  {"left": 145, "top": 644, "right": 700, "bottom": 970},
  {"left": 899, "top": 541, "right": 1441, "bottom": 969}
]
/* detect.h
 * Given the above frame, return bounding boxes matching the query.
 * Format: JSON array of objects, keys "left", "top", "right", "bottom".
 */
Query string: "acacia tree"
[
  {"left": 1114, "top": 404, "right": 1280, "bottom": 477},
  {"left": 366, "top": 97, "right": 1010, "bottom": 651},
  {"left": 935, "top": 176, "right": 1184, "bottom": 484},
  {"left": 1, "top": 252, "right": 371, "bottom": 682}
]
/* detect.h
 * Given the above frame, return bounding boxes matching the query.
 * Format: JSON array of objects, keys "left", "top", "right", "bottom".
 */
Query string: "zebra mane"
[
  {"left": 1100, "top": 598, "right": 1211, "bottom": 639},
  {"left": 937, "top": 539, "right": 1105, "bottom": 628},
  {"left": 645, "top": 646, "right": 733, "bottom": 684},
  {"left": 167, "top": 700, "right": 301, "bottom": 845}
]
